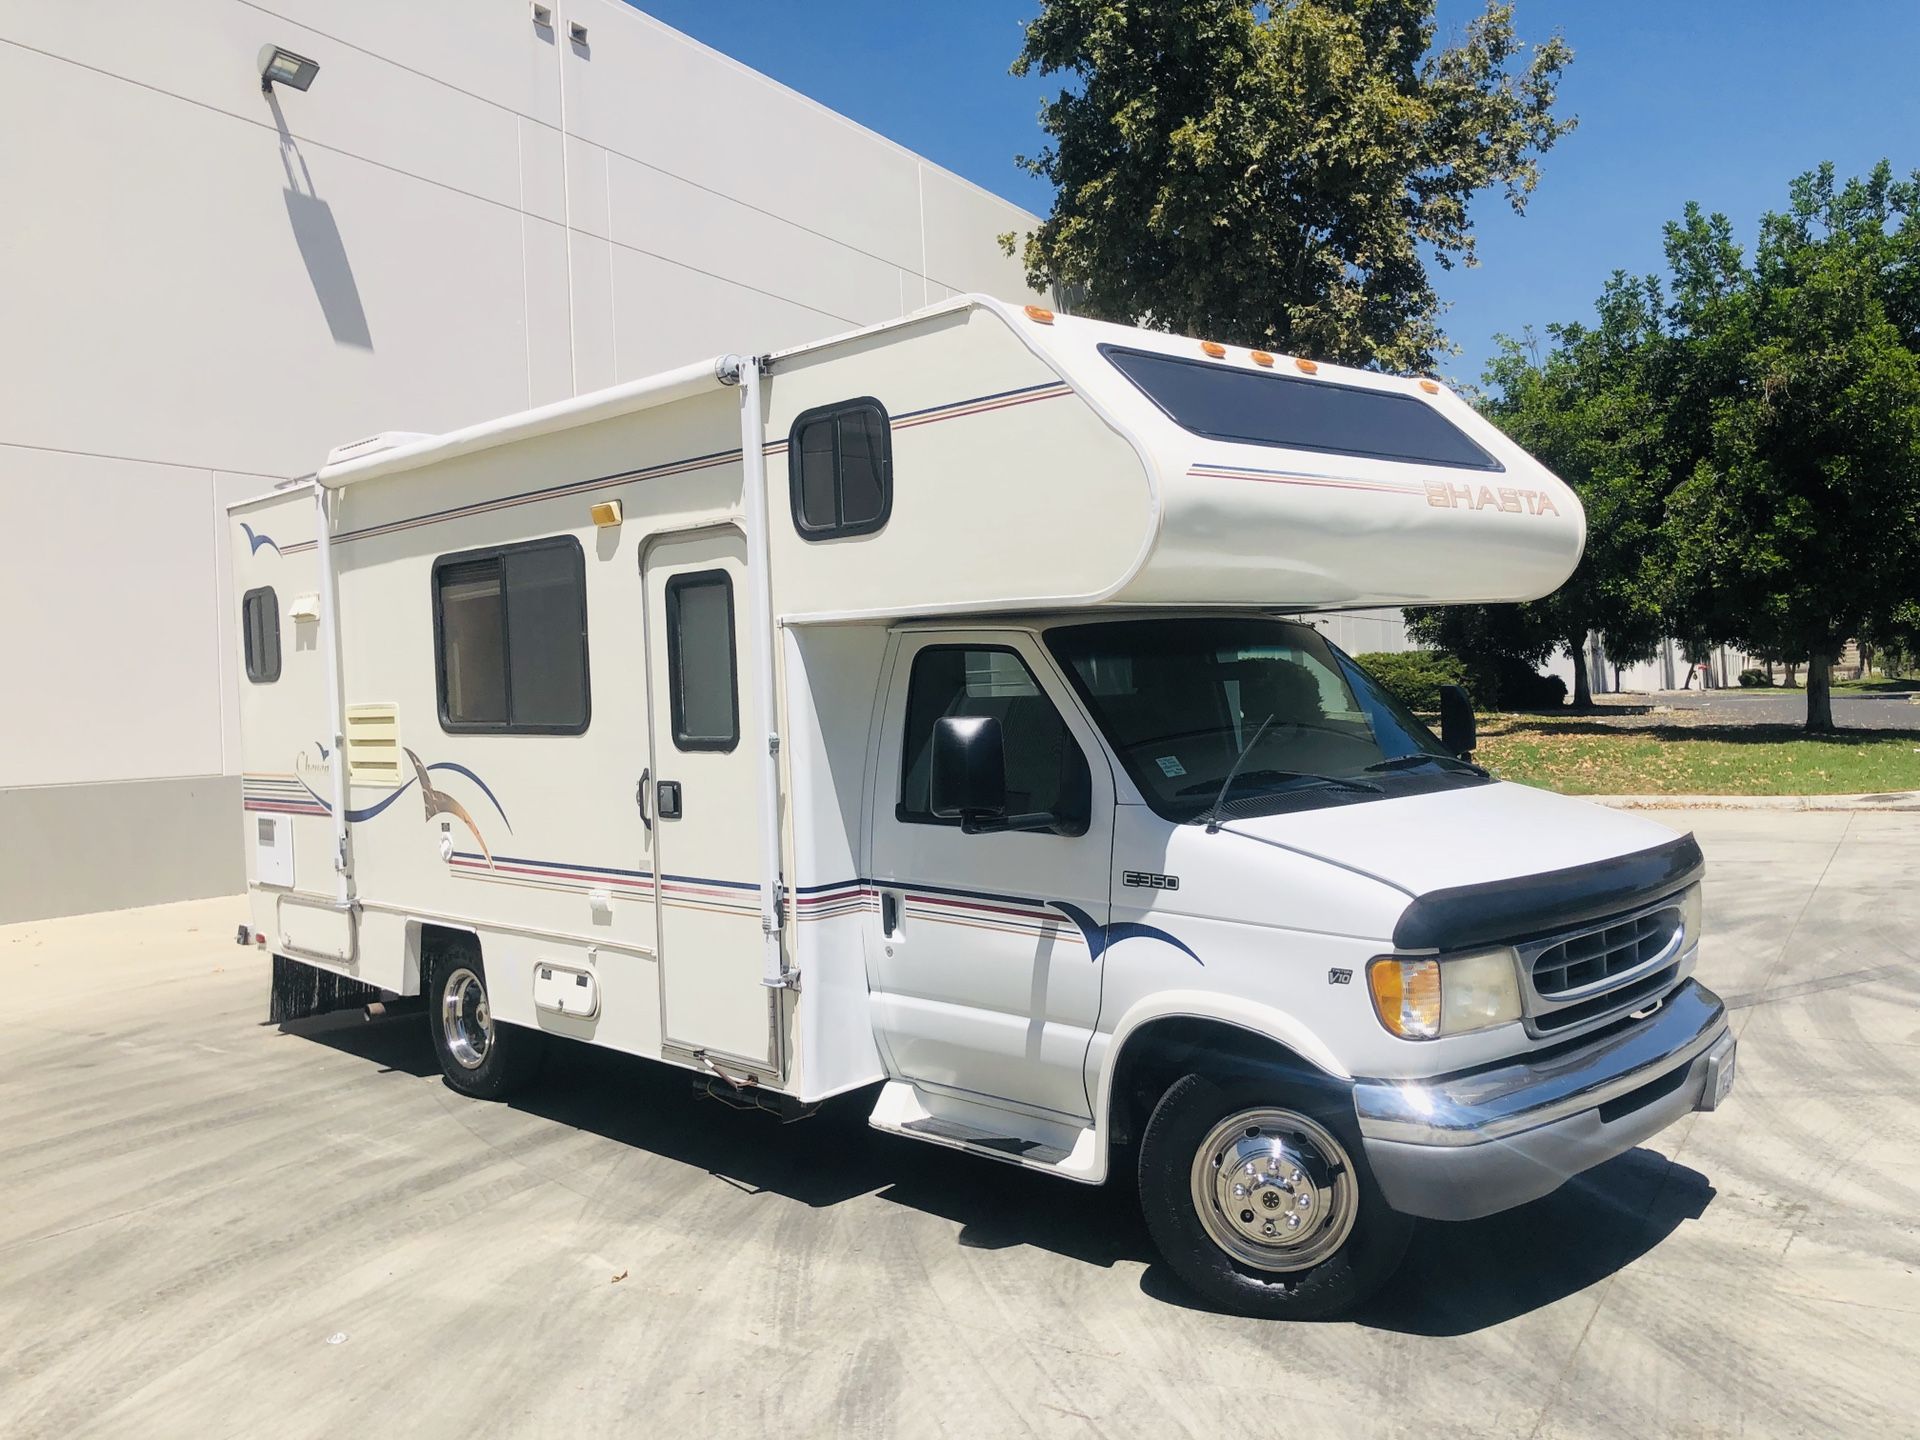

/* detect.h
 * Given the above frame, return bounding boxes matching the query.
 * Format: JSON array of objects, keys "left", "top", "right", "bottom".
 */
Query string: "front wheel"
[
  {"left": 1138, "top": 1072, "right": 1411, "bottom": 1319},
  {"left": 427, "top": 946, "right": 546, "bottom": 1100}
]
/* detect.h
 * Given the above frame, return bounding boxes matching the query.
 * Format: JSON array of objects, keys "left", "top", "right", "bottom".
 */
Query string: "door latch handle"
[
  {"left": 881, "top": 890, "right": 901, "bottom": 938},
  {"left": 637, "top": 768, "right": 651, "bottom": 833},
  {"left": 656, "top": 780, "right": 683, "bottom": 820}
]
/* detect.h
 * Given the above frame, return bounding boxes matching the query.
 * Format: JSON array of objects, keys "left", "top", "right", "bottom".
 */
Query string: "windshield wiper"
[
  {"left": 1198, "top": 718, "right": 1381, "bottom": 831},
  {"left": 1365, "top": 752, "right": 1490, "bottom": 779},
  {"left": 1202, "top": 714, "right": 1274, "bottom": 834}
]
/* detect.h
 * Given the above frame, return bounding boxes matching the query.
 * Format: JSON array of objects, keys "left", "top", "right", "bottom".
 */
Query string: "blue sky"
[{"left": 637, "top": 1, "right": 1920, "bottom": 387}]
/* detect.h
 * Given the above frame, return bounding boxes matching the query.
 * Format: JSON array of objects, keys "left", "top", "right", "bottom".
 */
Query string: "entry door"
[
  {"left": 868, "top": 633, "right": 1115, "bottom": 1121},
  {"left": 642, "top": 527, "right": 771, "bottom": 1065}
]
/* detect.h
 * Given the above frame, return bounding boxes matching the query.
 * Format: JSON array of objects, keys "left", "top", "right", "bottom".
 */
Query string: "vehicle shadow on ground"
[{"left": 294, "top": 1015, "right": 1713, "bottom": 1333}]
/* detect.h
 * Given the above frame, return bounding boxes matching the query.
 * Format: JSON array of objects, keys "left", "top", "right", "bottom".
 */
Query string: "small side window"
[
  {"left": 242, "top": 587, "right": 281, "bottom": 684},
  {"left": 788, "top": 398, "right": 892, "bottom": 540},
  {"left": 665, "top": 570, "right": 739, "bottom": 751},
  {"left": 898, "top": 645, "right": 1089, "bottom": 830}
]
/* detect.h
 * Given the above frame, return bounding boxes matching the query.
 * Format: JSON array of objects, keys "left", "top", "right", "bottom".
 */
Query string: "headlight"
[
  {"left": 1678, "top": 882, "right": 1703, "bottom": 949},
  {"left": 1367, "top": 947, "right": 1523, "bottom": 1040}
]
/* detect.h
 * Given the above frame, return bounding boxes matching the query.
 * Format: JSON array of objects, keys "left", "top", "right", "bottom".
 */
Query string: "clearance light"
[
  {"left": 1420, "top": 379, "right": 1441, "bottom": 395},
  {"left": 258, "top": 44, "right": 320, "bottom": 93},
  {"left": 1295, "top": 357, "right": 1319, "bottom": 375},
  {"left": 1201, "top": 341, "right": 1227, "bottom": 358},
  {"left": 1250, "top": 351, "right": 1275, "bottom": 367},
  {"left": 1024, "top": 305, "right": 1056, "bottom": 325},
  {"left": 590, "top": 500, "right": 623, "bottom": 528}
]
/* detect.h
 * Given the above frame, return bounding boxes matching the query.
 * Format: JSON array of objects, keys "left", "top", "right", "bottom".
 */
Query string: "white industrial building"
[{"left": 0, "top": 0, "right": 1051, "bottom": 922}]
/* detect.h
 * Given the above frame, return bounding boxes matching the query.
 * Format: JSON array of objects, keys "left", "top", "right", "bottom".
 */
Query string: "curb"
[{"left": 1583, "top": 792, "right": 1920, "bottom": 812}]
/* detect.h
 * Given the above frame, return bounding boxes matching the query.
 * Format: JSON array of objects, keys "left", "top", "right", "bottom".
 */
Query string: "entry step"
[
  {"left": 900, "top": 1116, "right": 1071, "bottom": 1166},
  {"left": 868, "top": 1080, "right": 1104, "bottom": 1182}
]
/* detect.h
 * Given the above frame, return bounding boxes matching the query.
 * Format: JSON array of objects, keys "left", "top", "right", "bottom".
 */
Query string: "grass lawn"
[{"left": 1476, "top": 716, "right": 1920, "bottom": 795}]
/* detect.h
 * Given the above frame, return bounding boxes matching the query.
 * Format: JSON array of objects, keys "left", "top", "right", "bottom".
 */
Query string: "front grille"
[
  {"left": 1530, "top": 906, "right": 1682, "bottom": 998},
  {"left": 1532, "top": 962, "right": 1679, "bottom": 1033}
]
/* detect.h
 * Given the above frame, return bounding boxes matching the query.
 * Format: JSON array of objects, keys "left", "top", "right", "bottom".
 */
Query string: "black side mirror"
[
  {"left": 930, "top": 716, "right": 1009, "bottom": 825},
  {"left": 1439, "top": 684, "right": 1477, "bottom": 758}
]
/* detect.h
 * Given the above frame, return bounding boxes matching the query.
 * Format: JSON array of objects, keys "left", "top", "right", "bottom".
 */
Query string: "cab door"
[
  {"left": 641, "top": 526, "right": 772, "bottom": 1067},
  {"left": 867, "top": 631, "right": 1115, "bottom": 1121}
]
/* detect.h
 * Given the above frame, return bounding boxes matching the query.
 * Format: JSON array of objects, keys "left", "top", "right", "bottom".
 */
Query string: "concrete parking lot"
[{"left": 2, "top": 810, "right": 1915, "bottom": 1439}]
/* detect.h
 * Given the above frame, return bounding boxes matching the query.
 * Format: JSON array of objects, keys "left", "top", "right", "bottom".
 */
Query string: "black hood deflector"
[{"left": 1391, "top": 833, "right": 1705, "bottom": 952}]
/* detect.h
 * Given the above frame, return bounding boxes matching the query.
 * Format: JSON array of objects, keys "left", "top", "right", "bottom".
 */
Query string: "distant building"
[{"left": 0, "top": 0, "right": 1042, "bottom": 922}]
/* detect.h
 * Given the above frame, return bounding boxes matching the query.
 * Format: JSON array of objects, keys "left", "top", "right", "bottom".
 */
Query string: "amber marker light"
[
  {"left": 1295, "top": 357, "right": 1320, "bottom": 375},
  {"left": 1250, "top": 350, "right": 1275, "bottom": 367},
  {"left": 1024, "top": 305, "right": 1055, "bottom": 325},
  {"left": 590, "top": 500, "right": 623, "bottom": 528},
  {"left": 1420, "top": 379, "right": 1442, "bottom": 394},
  {"left": 1368, "top": 957, "right": 1441, "bottom": 1040},
  {"left": 1201, "top": 341, "right": 1227, "bottom": 358}
]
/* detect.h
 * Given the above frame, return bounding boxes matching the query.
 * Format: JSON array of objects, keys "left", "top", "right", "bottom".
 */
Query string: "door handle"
[
  {"left": 881, "top": 890, "right": 901, "bottom": 938},
  {"left": 656, "top": 780, "right": 683, "bottom": 820},
  {"left": 636, "top": 768, "right": 651, "bottom": 833}
]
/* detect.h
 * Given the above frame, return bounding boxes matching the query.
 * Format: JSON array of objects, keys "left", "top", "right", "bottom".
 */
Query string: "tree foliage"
[
  {"left": 1005, "top": 0, "right": 1574, "bottom": 371},
  {"left": 1413, "top": 163, "right": 1920, "bottom": 733},
  {"left": 1660, "top": 163, "right": 1920, "bottom": 731}
]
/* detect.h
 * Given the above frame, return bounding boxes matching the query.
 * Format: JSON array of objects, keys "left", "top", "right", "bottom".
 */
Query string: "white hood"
[{"left": 1218, "top": 781, "right": 1685, "bottom": 898}]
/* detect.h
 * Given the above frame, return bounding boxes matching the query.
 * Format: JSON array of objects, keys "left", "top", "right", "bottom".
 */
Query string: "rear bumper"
[{"left": 1352, "top": 980, "right": 1735, "bottom": 1221}]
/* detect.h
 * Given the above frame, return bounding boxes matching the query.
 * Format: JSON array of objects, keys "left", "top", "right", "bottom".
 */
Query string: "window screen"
[
  {"left": 789, "top": 398, "right": 892, "bottom": 539},
  {"left": 898, "top": 646, "right": 1088, "bottom": 827},
  {"left": 241, "top": 587, "right": 280, "bottom": 684},
  {"left": 1102, "top": 346, "right": 1501, "bottom": 471},
  {"left": 665, "top": 570, "right": 739, "bottom": 751},
  {"left": 432, "top": 535, "right": 589, "bottom": 733}
]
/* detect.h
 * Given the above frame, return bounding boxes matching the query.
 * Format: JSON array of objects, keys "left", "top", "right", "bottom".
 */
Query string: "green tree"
[
  {"left": 1406, "top": 274, "right": 1675, "bottom": 707},
  {"left": 1661, "top": 163, "right": 1920, "bottom": 732},
  {"left": 1402, "top": 601, "right": 1561, "bottom": 709},
  {"left": 1004, "top": 0, "right": 1574, "bottom": 372}
]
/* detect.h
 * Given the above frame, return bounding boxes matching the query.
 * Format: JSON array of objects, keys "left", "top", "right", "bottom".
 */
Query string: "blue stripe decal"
[
  {"left": 296, "top": 762, "right": 512, "bottom": 829},
  {"left": 1050, "top": 901, "right": 1204, "bottom": 966}
]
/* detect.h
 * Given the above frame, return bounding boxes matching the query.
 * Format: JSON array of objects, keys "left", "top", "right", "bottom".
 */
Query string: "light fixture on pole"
[{"left": 258, "top": 44, "right": 320, "bottom": 94}]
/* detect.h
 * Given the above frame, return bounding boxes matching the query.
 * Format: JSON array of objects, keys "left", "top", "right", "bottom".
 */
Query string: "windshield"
[{"left": 1046, "top": 617, "right": 1480, "bottom": 822}]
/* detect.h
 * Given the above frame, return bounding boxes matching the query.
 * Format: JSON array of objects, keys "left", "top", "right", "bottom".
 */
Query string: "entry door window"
[{"left": 665, "top": 570, "right": 739, "bottom": 752}]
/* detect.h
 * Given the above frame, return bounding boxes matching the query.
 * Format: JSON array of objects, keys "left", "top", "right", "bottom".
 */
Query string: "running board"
[{"left": 868, "top": 1081, "right": 1105, "bottom": 1184}]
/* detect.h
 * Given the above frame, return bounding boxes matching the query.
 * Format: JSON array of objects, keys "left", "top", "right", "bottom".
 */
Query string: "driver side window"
[{"left": 897, "top": 646, "right": 1088, "bottom": 825}]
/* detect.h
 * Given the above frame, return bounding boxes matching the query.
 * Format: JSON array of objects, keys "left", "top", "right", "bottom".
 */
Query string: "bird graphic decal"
[
  {"left": 240, "top": 522, "right": 282, "bottom": 556},
  {"left": 406, "top": 747, "right": 493, "bottom": 866}
]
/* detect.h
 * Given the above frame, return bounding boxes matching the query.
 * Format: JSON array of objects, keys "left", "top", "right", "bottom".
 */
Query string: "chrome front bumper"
[{"left": 1352, "top": 979, "right": 1735, "bottom": 1221}]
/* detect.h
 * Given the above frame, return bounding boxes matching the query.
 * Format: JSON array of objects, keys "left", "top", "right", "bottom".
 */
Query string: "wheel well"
[
  {"left": 1103, "top": 1017, "right": 1331, "bottom": 1151},
  {"left": 414, "top": 923, "right": 479, "bottom": 991}
]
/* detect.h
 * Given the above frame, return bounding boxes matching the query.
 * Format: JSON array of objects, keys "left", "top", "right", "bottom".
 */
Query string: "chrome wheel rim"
[
  {"left": 441, "top": 967, "right": 492, "bottom": 1070},
  {"left": 1189, "top": 1107, "right": 1359, "bottom": 1273}
]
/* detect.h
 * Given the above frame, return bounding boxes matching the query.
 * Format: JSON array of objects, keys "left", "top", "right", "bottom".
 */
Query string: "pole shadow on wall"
[{"left": 267, "top": 92, "right": 373, "bottom": 350}]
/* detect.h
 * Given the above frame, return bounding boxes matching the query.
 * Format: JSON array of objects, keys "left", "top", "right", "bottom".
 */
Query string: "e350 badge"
[{"left": 1122, "top": 871, "right": 1179, "bottom": 891}]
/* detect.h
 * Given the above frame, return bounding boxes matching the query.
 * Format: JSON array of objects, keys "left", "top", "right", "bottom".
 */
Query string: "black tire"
[
  {"left": 426, "top": 942, "right": 546, "bottom": 1100},
  {"left": 1138, "top": 1071, "right": 1412, "bottom": 1320}
]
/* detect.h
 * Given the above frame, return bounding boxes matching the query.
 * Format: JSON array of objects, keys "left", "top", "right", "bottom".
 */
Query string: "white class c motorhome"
[{"left": 230, "top": 296, "right": 1735, "bottom": 1318}]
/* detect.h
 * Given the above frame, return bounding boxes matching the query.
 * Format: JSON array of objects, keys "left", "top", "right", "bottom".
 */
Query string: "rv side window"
[
  {"left": 664, "top": 570, "right": 739, "bottom": 752},
  {"left": 897, "top": 646, "right": 1088, "bottom": 827},
  {"left": 1101, "top": 345, "right": 1501, "bottom": 471},
  {"left": 788, "top": 398, "right": 892, "bottom": 540},
  {"left": 241, "top": 587, "right": 280, "bottom": 684},
  {"left": 432, "top": 535, "right": 589, "bottom": 734}
]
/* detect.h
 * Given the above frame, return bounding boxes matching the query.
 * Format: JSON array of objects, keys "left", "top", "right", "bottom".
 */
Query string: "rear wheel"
[
  {"left": 427, "top": 944, "right": 546, "bottom": 1100},
  {"left": 1138, "top": 1072, "right": 1411, "bottom": 1319}
]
